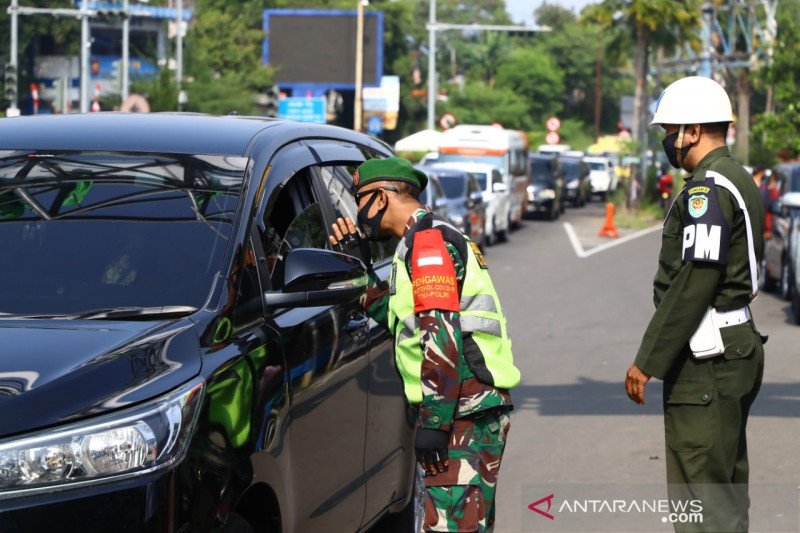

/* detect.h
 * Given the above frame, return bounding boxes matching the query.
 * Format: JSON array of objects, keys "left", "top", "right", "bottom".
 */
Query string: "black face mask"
[
  {"left": 662, "top": 129, "right": 692, "bottom": 169},
  {"left": 357, "top": 190, "right": 390, "bottom": 241}
]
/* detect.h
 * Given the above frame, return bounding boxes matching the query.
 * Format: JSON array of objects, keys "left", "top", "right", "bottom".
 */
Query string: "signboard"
[
  {"left": 546, "top": 116, "right": 560, "bottom": 132},
  {"left": 367, "top": 116, "right": 383, "bottom": 135},
  {"left": 263, "top": 9, "right": 384, "bottom": 90},
  {"left": 278, "top": 97, "right": 326, "bottom": 123},
  {"left": 440, "top": 112, "right": 456, "bottom": 130},
  {"left": 545, "top": 131, "right": 560, "bottom": 145},
  {"left": 362, "top": 75, "right": 399, "bottom": 130}
]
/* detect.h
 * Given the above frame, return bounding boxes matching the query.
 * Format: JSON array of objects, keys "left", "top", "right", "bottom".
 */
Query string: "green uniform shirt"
[{"left": 634, "top": 146, "right": 765, "bottom": 380}]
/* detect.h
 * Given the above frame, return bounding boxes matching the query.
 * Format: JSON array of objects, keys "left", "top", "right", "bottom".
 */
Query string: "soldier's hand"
[
  {"left": 414, "top": 428, "right": 450, "bottom": 476},
  {"left": 625, "top": 363, "right": 651, "bottom": 405},
  {"left": 329, "top": 216, "right": 360, "bottom": 250}
]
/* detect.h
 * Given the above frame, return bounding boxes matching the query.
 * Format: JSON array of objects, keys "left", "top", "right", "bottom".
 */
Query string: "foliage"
[
  {"left": 442, "top": 81, "right": 533, "bottom": 131},
  {"left": 132, "top": 68, "right": 178, "bottom": 113},
  {"left": 750, "top": 0, "right": 800, "bottom": 162}
]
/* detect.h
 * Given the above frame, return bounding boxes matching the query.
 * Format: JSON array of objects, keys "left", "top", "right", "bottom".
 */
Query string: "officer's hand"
[
  {"left": 625, "top": 363, "right": 651, "bottom": 405},
  {"left": 414, "top": 428, "right": 450, "bottom": 476},
  {"left": 328, "top": 217, "right": 371, "bottom": 266}
]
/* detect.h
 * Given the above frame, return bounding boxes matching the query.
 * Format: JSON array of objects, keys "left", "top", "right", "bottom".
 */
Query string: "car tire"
[
  {"left": 223, "top": 513, "right": 256, "bottom": 533},
  {"left": 381, "top": 465, "right": 425, "bottom": 533},
  {"left": 760, "top": 255, "right": 776, "bottom": 292},
  {"left": 791, "top": 271, "right": 800, "bottom": 325},
  {"left": 780, "top": 258, "right": 791, "bottom": 301}
]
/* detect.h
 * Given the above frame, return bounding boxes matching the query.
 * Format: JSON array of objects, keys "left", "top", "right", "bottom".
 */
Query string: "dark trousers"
[{"left": 663, "top": 323, "right": 764, "bottom": 533}]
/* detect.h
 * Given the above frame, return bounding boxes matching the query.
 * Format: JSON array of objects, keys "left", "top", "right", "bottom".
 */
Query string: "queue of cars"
[{"left": 761, "top": 162, "right": 800, "bottom": 324}]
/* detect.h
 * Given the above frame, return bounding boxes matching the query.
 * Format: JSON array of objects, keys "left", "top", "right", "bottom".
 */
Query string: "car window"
[
  {"left": 260, "top": 171, "right": 327, "bottom": 289},
  {"left": 492, "top": 170, "right": 503, "bottom": 186},
  {"left": 316, "top": 165, "right": 394, "bottom": 263},
  {"left": 0, "top": 151, "right": 246, "bottom": 315},
  {"left": 439, "top": 175, "right": 466, "bottom": 199}
]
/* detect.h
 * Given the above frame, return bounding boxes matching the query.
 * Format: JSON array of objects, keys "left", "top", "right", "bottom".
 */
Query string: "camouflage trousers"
[{"left": 423, "top": 408, "right": 512, "bottom": 532}]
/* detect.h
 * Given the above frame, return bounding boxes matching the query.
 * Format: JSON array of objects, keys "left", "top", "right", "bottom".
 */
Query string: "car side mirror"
[
  {"left": 264, "top": 248, "right": 367, "bottom": 309},
  {"left": 781, "top": 192, "right": 800, "bottom": 210},
  {"left": 492, "top": 182, "right": 507, "bottom": 193}
]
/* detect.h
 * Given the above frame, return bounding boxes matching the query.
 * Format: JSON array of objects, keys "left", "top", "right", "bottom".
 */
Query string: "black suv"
[{"left": 0, "top": 114, "right": 420, "bottom": 532}]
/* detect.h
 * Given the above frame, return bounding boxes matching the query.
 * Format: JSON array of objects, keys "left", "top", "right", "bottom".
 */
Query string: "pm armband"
[{"left": 681, "top": 179, "right": 731, "bottom": 264}]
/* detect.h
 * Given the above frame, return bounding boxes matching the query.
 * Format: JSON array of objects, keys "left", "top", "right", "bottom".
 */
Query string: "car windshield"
[
  {"left": 438, "top": 175, "right": 466, "bottom": 199},
  {"left": 0, "top": 151, "right": 247, "bottom": 315},
  {"left": 472, "top": 172, "right": 488, "bottom": 191},
  {"left": 562, "top": 161, "right": 580, "bottom": 179},
  {"left": 530, "top": 159, "right": 555, "bottom": 182},
  {"left": 587, "top": 161, "right": 606, "bottom": 171}
]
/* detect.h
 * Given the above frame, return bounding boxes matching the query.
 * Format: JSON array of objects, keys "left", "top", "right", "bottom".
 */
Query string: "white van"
[
  {"left": 430, "top": 162, "right": 510, "bottom": 245},
  {"left": 583, "top": 155, "right": 618, "bottom": 200}
]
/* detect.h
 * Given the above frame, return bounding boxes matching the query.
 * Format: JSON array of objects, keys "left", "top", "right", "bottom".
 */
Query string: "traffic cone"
[{"left": 598, "top": 202, "right": 619, "bottom": 238}]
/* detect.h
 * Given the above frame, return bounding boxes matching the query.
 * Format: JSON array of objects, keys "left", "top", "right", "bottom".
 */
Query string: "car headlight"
[
  {"left": 0, "top": 378, "right": 204, "bottom": 497},
  {"left": 567, "top": 179, "right": 579, "bottom": 189},
  {"left": 538, "top": 189, "right": 556, "bottom": 200},
  {"left": 527, "top": 185, "right": 535, "bottom": 194}
]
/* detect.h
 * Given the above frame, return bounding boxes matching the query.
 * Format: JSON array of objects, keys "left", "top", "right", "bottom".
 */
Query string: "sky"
[{"left": 505, "top": 0, "right": 597, "bottom": 26}]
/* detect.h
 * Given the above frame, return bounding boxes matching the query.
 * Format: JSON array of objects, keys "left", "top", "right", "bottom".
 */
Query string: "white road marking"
[{"left": 564, "top": 222, "right": 662, "bottom": 258}]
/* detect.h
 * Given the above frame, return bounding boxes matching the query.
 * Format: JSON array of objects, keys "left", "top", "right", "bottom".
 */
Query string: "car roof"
[
  {"left": 428, "top": 161, "right": 495, "bottom": 174},
  {"left": 0, "top": 113, "right": 384, "bottom": 156},
  {"left": 416, "top": 165, "right": 470, "bottom": 179}
]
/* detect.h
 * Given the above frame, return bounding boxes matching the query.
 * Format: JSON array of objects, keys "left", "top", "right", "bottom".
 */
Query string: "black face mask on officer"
[
  {"left": 356, "top": 189, "right": 390, "bottom": 242},
  {"left": 662, "top": 124, "right": 693, "bottom": 169}
]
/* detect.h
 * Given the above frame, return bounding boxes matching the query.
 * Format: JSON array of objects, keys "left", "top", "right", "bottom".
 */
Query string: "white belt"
[{"left": 716, "top": 307, "right": 751, "bottom": 328}]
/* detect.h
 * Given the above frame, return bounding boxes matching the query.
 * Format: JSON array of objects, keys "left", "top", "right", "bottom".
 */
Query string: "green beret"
[{"left": 354, "top": 157, "right": 428, "bottom": 192}]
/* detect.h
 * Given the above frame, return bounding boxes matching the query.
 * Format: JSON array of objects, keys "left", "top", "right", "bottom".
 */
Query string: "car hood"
[{"left": 0, "top": 318, "right": 201, "bottom": 438}]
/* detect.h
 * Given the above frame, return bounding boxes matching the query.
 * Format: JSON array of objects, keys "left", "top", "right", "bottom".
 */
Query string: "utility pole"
[
  {"left": 8, "top": 0, "right": 19, "bottom": 113},
  {"left": 354, "top": 0, "right": 364, "bottom": 131},
  {"left": 80, "top": 2, "right": 90, "bottom": 113},
  {"left": 122, "top": 0, "right": 129, "bottom": 101},
  {"left": 426, "top": 0, "right": 436, "bottom": 131},
  {"left": 424, "top": 1, "right": 548, "bottom": 131},
  {"left": 176, "top": 0, "right": 183, "bottom": 109}
]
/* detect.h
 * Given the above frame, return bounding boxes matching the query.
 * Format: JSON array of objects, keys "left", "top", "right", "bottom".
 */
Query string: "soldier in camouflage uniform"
[{"left": 329, "top": 157, "right": 521, "bottom": 532}]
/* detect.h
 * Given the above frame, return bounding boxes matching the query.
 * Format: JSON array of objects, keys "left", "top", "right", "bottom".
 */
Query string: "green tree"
[
  {"left": 495, "top": 46, "right": 564, "bottom": 122},
  {"left": 751, "top": 0, "right": 800, "bottom": 163},
  {"left": 583, "top": 1, "right": 700, "bottom": 147},
  {"left": 443, "top": 81, "right": 533, "bottom": 131}
]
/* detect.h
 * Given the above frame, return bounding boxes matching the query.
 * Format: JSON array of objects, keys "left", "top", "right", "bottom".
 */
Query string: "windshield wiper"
[
  {"left": 1, "top": 306, "right": 198, "bottom": 321},
  {"left": 74, "top": 305, "right": 198, "bottom": 320}
]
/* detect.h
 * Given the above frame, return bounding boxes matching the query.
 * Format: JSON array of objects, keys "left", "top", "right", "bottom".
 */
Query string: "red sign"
[
  {"left": 439, "top": 113, "right": 457, "bottom": 130},
  {"left": 545, "top": 131, "right": 560, "bottom": 145},
  {"left": 546, "top": 116, "right": 561, "bottom": 132}
]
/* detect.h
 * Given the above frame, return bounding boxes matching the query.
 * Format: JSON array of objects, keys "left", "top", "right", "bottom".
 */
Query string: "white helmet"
[{"left": 650, "top": 76, "right": 734, "bottom": 126}]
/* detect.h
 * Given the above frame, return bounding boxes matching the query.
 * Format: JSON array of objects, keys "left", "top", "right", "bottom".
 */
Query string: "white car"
[
  {"left": 429, "top": 162, "right": 511, "bottom": 245},
  {"left": 781, "top": 192, "right": 800, "bottom": 323},
  {"left": 583, "top": 156, "right": 618, "bottom": 200}
]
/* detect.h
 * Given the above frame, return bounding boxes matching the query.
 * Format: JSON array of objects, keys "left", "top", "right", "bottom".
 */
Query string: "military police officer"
[
  {"left": 625, "top": 76, "right": 766, "bottom": 533},
  {"left": 329, "top": 157, "right": 521, "bottom": 532}
]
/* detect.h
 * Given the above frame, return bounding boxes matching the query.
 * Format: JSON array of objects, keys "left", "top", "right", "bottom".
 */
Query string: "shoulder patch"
[
  {"left": 411, "top": 229, "right": 460, "bottom": 313},
  {"left": 468, "top": 240, "right": 488, "bottom": 269},
  {"left": 681, "top": 177, "right": 730, "bottom": 264}
]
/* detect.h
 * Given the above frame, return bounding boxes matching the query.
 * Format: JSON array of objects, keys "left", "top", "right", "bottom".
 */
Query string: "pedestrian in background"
[
  {"left": 625, "top": 76, "right": 766, "bottom": 533},
  {"left": 329, "top": 157, "right": 521, "bottom": 533}
]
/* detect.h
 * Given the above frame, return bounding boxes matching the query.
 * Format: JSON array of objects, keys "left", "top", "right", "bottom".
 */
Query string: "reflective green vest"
[{"left": 387, "top": 216, "right": 521, "bottom": 405}]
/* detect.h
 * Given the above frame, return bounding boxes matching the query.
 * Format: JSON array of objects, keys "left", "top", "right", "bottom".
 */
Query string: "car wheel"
[
  {"left": 381, "top": 464, "right": 425, "bottom": 533},
  {"left": 760, "top": 255, "right": 776, "bottom": 292},
  {"left": 791, "top": 271, "right": 800, "bottom": 325},
  {"left": 780, "top": 258, "right": 791, "bottom": 301}
]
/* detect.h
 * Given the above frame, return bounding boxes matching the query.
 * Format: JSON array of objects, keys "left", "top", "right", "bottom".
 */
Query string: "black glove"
[
  {"left": 337, "top": 231, "right": 372, "bottom": 269},
  {"left": 415, "top": 428, "right": 450, "bottom": 475}
]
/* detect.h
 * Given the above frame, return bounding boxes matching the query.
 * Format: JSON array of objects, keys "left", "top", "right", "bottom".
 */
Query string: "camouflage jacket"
[{"left": 363, "top": 208, "right": 511, "bottom": 433}]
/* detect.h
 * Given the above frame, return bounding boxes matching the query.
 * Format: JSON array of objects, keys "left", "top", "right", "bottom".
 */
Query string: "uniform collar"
[
  {"left": 403, "top": 207, "right": 432, "bottom": 235},
  {"left": 685, "top": 145, "right": 730, "bottom": 182}
]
